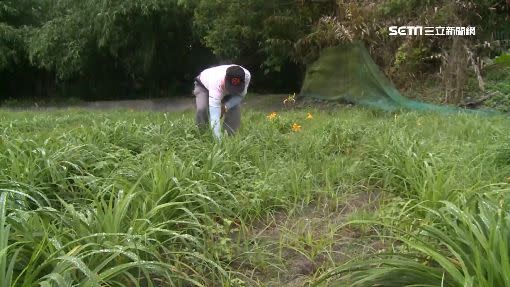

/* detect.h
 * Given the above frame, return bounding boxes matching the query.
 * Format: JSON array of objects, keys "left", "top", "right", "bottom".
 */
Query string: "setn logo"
[
  {"left": 389, "top": 26, "right": 476, "bottom": 36},
  {"left": 389, "top": 26, "right": 423, "bottom": 36}
]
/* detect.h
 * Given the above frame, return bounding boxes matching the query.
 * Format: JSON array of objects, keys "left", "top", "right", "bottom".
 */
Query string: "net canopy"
[{"left": 299, "top": 42, "right": 488, "bottom": 114}]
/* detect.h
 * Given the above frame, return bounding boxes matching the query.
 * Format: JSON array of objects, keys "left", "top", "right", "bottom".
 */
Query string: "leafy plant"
[{"left": 315, "top": 190, "right": 510, "bottom": 287}]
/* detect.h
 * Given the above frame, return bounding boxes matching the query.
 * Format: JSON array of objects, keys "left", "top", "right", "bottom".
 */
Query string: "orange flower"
[
  {"left": 267, "top": 112, "right": 277, "bottom": 121},
  {"left": 291, "top": 123, "right": 302, "bottom": 132},
  {"left": 306, "top": 112, "right": 313, "bottom": 120}
]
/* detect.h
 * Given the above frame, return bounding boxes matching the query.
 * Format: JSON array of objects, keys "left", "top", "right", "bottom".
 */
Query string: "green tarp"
[{"left": 300, "top": 42, "right": 485, "bottom": 114}]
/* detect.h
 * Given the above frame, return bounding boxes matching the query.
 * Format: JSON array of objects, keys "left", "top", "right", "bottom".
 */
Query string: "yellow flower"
[
  {"left": 291, "top": 123, "right": 302, "bottom": 132},
  {"left": 306, "top": 112, "right": 313, "bottom": 120},
  {"left": 283, "top": 93, "right": 296, "bottom": 106},
  {"left": 267, "top": 112, "right": 277, "bottom": 121}
]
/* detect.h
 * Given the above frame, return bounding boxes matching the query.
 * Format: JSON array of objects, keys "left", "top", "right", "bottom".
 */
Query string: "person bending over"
[{"left": 193, "top": 65, "right": 251, "bottom": 139}]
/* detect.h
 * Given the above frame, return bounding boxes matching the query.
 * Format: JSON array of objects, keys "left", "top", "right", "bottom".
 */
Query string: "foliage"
[
  {"left": 27, "top": 0, "right": 196, "bottom": 88},
  {"left": 1, "top": 0, "right": 205, "bottom": 100},
  {"left": 0, "top": 108, "right": 346, "bottom": 285},
  {"left": 484, "top": 66, "right": 510, "bottom": 112},
  {"left": 0, "top": 0, "right": 47, "bottom": 71},
  {"left": 192, "top": 0, "right": 333, "bottom": 74},
  {"left": 316, "top": 190, "right": 510, "bottom": 287},
  {"left": 2, "top": 0, "right": 510, "bottom": 101},
  {"left": 0, "top": 107, "right": 509, "bottom": 285}
]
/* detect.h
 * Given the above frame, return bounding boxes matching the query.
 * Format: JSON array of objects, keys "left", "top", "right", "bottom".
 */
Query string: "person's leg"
[
  {"left": 223, "top": 104, "right": 241, "bottom": 135},
  {"left": 193, "top": 81, "right": 209, "bottom": 130}
]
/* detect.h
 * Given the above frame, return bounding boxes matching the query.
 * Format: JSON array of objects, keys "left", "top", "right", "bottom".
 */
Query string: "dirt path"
[
  {"left": 232, "top": 191, "right": 383, "bottom": 287},
  {"left": 4, "top": 94, "right": 289, "bottom": 113},
  {"left": 82, "top": 97, "right": 195, "bottom": 112}
]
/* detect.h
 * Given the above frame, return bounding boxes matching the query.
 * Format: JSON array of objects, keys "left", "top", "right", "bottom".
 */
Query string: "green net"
[{"left": 300, "top": 42, "right": 489, "bottom": 114}]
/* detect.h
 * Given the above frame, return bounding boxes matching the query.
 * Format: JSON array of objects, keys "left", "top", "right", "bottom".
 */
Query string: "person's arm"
[
  {"left": 224, "top": 70, "right": 251, "bottom": 111},
  {"left": 241, "top": 71, "right": 251, "bottom": 97},
  {"left": 224, "top": 95, "right": 243, "bottom": 110},
  {"left": 209, "top": 90, "right": 223, "bottom": 139}
]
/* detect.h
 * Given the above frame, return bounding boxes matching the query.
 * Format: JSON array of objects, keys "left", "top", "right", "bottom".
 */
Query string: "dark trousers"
[{"left": 193, "top": 80, "right": 241, "bottom": 135}]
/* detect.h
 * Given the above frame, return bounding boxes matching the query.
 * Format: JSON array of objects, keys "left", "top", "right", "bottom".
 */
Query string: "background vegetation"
[{"left": 1, "top": 0, "right": 509, "bottom": 108}]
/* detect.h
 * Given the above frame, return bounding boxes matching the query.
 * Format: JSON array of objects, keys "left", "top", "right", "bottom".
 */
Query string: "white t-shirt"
[{"left": 198, "top": 64, "right": 251, "bottom": 108}]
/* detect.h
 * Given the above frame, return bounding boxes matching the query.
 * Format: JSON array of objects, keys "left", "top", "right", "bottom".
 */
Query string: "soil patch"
[{"left": 233, "top": 191, "right": 384, "bottom": 287}]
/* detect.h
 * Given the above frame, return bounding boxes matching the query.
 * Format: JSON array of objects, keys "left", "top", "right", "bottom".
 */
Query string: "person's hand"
[{"left": 221, "top": 105, "right": 227, "bottom": 118}]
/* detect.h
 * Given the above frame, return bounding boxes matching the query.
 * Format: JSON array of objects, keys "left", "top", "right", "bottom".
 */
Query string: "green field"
[{"left": 1, "top": 106, "right": 510, "bottom": 286}]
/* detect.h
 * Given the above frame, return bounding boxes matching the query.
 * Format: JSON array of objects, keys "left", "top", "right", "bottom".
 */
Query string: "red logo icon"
[{"left": 231, "top": 77, "right": 241, "bottom": 86}]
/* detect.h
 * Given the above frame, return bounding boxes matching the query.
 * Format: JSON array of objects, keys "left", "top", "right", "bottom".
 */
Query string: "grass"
[
  {"left": 316, "top": 189, "right": 510, "bottom": 287},
  {"left": 0, "top": 106, "right": 509, "bottom": 286}
]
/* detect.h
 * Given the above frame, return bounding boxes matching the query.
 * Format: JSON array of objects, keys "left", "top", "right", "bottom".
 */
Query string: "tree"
[
  {"left": 191, "top": 0, "right": 335, "bottom": 92},
  {"left": 22, "top": 0, "right": 205, "bottom": 99},
  {"left": 0, "top": 0, "right": 47, "bottom": 72}
]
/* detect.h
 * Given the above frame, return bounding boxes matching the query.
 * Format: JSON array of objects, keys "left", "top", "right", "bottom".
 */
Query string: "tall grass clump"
[
  {"left": 316, "top": 188, "right": 510, "bottom": 287},
  {"left": 309, "top": 111, "right": 510, "bottom": 287},
  {"left": 361, "top": 112, "right": 510, "bottom": 201}
]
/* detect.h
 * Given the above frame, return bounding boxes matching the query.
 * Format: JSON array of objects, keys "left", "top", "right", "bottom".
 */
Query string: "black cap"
[{"left": 225, "top": 65, "right": 245, "bottom": 95}]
